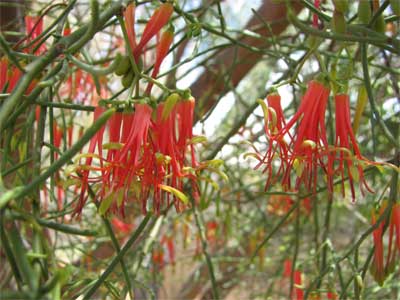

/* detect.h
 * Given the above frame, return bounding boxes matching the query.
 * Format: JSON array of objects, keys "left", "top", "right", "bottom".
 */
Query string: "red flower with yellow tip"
[
  {"left": 280, "top": 80, "right": 330, "bottom": 193},
  {"left": 333, "top": 93, "right": 374, "bottom": 202},
  {"left": 256, "top": 92, "right": 291, "bottom": 189}
]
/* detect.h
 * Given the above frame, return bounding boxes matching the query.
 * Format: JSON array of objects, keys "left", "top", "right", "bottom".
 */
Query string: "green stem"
[
  {"left": 0, "top": 214, "right": 23, "bottom": 289},
  {"left": 368, "top": 0, "right": 389, "bottom": 27},
  {"left": 35, "top": 100, "right": 96, "bottom": 112},
  {"left": 288, "top": 11, "right": 399, "bottom": 54},
  {"left": 67, "top": 0, "right": 99, "bottom": 53},
  {"left": 0, "top": 108, "right": 115, "bottom": 208},
  {"left": 320, "top": 195, "right": 333, "bottom": 284},
  {"left": 0, "top": 33, "right": 25, "bottom": 72},
  {"left": 304, "top": 188, "right": 395, "bottom": 299},
  {"left": 251, "top": 200, "right": 300, "bottom": 260},
  {"left": 290, "top": 203, "right": 301, "bottom": 297},
  {"left": 67, "top": 53, "right": 122, "bottom": 76},
  {"left": 102, "top": 217, "right": 134, "bottom": 300},
  {"left": 37, "top": 218, "right": 97, "bottom": 236},
  {"left": 360, "top": 43, "right": 399, "bottom": 148},
  {"left": 191, "top": 198, "right": 220, "bottom": 300},
  {"left": 82, "top": 214, "right": 152, "bottom": 300}
]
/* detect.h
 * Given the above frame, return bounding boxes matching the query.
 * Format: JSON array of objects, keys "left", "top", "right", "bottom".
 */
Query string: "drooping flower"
[
  {"left": 255, "top": 92, "right": 291, "bottom": 189},
  {"left": 282, "top": 259, "right": 304, "bottom": 300},
  {"left": 124, "top": 3, "right": 137, "bottom": 52},
  {"left": 280, "top": 80, "right": 330, "bottom": 193},
  {"left": 176, "top": 96, "right": 197, "bottom": 167},
  {"left": 74, "top": 106, "right": 107, "bottom": 215},
  {"left": 392, "top": 203, "right": 400, "bottom": 251},
  {"left": 24, "top": 15, "right": 47, "bottom": 55},
  {"left": 370, "top": 202, "right": 400, "bottom": 286},
  {"left": 52, "top": 120, "right": 63, "bottom": 160},
  {"left": 293, "top": 270, "right": 304, "bottom": 300},
  {"left": 71, "top": 96, "right": 200, "bottom": 216},
  {"left": 333, "top": 93, "right": 374, "bottom": 202}
]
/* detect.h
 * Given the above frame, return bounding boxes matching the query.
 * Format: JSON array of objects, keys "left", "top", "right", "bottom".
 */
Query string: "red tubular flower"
[
  {"left": 74, "top": 107, "right": 107, "bottom": 215},
  {"left": 313, "top": 0, "right": 320, "bottom": 28},
  {"left": 0, "top": 57, "right": 32, "bottom": 93},
  {"left": 257, "top": 92, "right": 291, "bottom": 189},
  {"left": 334, "top": 93, "right": 373, "bottom": 202},
  {"left": 111, "top": 217, "right": 134, "bottom": 234},
  {"left": 392, "top": 203, "right": 400, "bottom": 251},
  {"left": 113, "top": 103, "right": 153, "bottom": 211},
  {"left": 118, "top": 103, "right": 152, "bottom": 166},
  {"left": 124, "top": 3, "right": 137, "bottom": 51},
  {"left": 180, "top": 98, "right": 202, "bottom": 205},
  {"left": 1, "top": 17, "right": 41, "bottom": 95},
  {"left": 0, "top": 57, "right": 8, "bottom": 91},
  {"left": 266, "top": 92, "right": 287, "bottom": 134},
  {"left": 25, "top": 15, "right": 46, "bottom": 55},
  {"left": 67, "top": 122, "right": 73, "bottom": 148},
  {"left": 283, "top": 259, "right": 292, "bottom": 277},
  {"left": 176, "top": 96, "right": 197, "bottom": 168},
  {"left": 281, "top": 80, "right": 330, "bottom": 193},
  {"left": 370, "top": 202, "right": 400, "bottom": 286},
  {"left": 371, "top": 207, "right": 385, "bottom": 285},
  {"left": 294, "top": 270, "right": 304, "bottom": 300},
  {"left": 133, "top": 3, "right": 174, "bottom": 60},
  {"left": 53, "top": 120, "right": 63, "bottom": 160},
  {"left": 283, "top": 259, "right": 304, "bottom": 300},
  {"left": 145, "top": 29, "right": 174, "bottom": 94},
  {"left": 154, "top": 102, "right": 183, "bottom": 192}
]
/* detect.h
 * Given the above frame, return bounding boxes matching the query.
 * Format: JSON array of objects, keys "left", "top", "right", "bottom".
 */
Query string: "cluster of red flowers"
[
  {"left": 254, "top": 79, "right": 374, "bottom": 201},
  {"left": 371, "top": 202, "right": 400, "bottom": 285},
  {"left": 65, "top": 2, "right": 200, "bottom": 216},
  {"left": 72, "top": 96, "right": 198, "bottom": 216}
]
